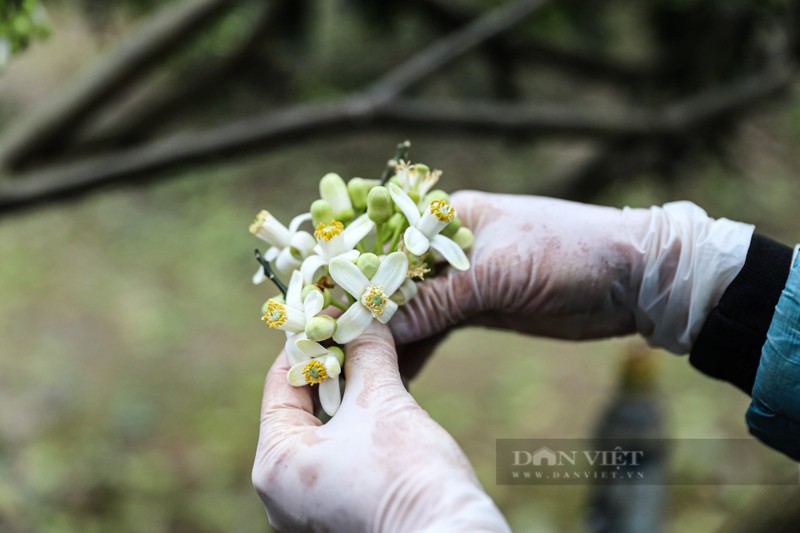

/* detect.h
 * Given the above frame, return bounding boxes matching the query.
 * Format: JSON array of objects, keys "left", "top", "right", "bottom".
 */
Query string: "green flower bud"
[
  {"left": 320, "top": 173, "right": 354, "bottom": 222},
  {"left": 406, "top": 189, "right": 420, "bottom": 206},
  {"left": 423, "top": 189, "right": 450, "bottom": 205},
  {"left": 367, "top": 186, "right": 392, "bottom": 224},
  {"left": 327, "top": 346, "right": 345, "bottom": 365},
  {"left": 301, "top": 284, "right": 322, "bottom": 301},
  {"left": 347, "top": 178, "right": 370, "bottom": 210},
  {"left": 357, "top": 253, "right": 380, "bottom": 279},
  {"left": 453, "top": 227, "right": 474, "bottom": 249},
  {"left": 441, "top": 217, "right": 461, "bottom": 238},
  {"left": 311, "top": 199, "right": 333, "bottom": 226},
  {"left": 305, "top": 315, "right": 336, "bottom": 342}
]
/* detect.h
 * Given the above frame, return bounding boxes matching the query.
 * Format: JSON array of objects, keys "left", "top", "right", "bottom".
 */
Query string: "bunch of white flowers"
[{"left": 249, "top": 142, "right": 474, "bottom": 417}]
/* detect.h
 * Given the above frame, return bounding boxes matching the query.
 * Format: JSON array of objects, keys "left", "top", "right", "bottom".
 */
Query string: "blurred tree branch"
[
  {"left": 0, "top": 0, "right": 238, "bottom": 171},
  {"left": 0, "top": 63, "right": 791, "bottom": 215},
  {"left": 0, "top": 0, "right": 797, "bottom": 217}
]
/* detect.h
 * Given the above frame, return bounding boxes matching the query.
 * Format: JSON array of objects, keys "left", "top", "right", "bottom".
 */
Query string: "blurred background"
[{"left": 2, "top": 0, "right": 800, "bottom": 531}]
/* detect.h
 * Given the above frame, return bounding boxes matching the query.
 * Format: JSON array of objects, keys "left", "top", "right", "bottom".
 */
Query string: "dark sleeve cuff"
[{"left": 689, "top": 233, "right": 793, "bottom": 394}]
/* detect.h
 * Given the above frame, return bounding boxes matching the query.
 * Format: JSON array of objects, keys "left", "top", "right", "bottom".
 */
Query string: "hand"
[
  {"left": 390, "top": 191, "right": 753, "bottom": 377},
  {"left": 252, "top": 322, "right": 510, "bottom": 532}
]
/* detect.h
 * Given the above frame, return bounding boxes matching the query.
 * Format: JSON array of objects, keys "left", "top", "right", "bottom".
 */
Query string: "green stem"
[
  {"left": 373, "top": 223, "right": 386, "bottom": 254},
  {"left": 329, "top": 298, "right": 349, "bottom": 311},
  {"left": 388, "top": 224, "right": 403, "bottom": 252}
]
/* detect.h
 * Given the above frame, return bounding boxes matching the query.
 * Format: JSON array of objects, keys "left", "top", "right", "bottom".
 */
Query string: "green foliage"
[{"left": 0, "top": 0, "right": 50, "bottom": 68}]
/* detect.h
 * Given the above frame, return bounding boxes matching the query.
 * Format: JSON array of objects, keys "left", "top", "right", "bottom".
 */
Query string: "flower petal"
[
  {"left": 296, "top": 338, "right": 329, "bottom": 358},
  {"left": 252, "top": 266, "right": 266, "bottom": 285},
  {"left": 286, "top": 270, "right": 304, "bottom": 309},
  {"left": 404, "top": 226, "right": 431, "bottom": 256},
  {"left": 318, "top": 376, "right": 341, "bottom": 416},
  {"left": 265, "top": 246, "right": 280, "bottom": 261},
  {"left": 375, "top": 299, "right": 398, "bottom": 324},
  {"left": 274, "top": 247, "right": 301, "bottom": 277},
  {"left": 341, "top": 249, "right": 360, "bottom": 262},
  {"left": 287, "top": 362, "right": 309, "bottom": 387},
  {"left": 303, "top": 290, "right": 324, "bottom": 321},
  {"left": 416, "top": 209, "right": 448, "bottom": 240},
  {"left": 289, "top": 212, "right": 313, "bottom": 233},
  {"left": 323, "top": 354, "right": 341, "bottom": 378},
  {"left": 285, "top": 333, "right": 309, "bottom": 366},
  {"left": 300, "top": 255, "right": 327, "bottom": 284},
  {"left": 291, "top": 231, "right": 317, "bottom": 257},
  {"left": 399, "top": 278, "right": 418, "bottom": 302},
  {"left": 342, "top": 213, "right": 375, "bottom": 249},
  {"left": 328, "top": 256, "right": 368, "bottom": 298},
  {"left": 431, "top": 234, "right": 470, "bottom": 271},
  {"left": 371, "top": 251, "right": 409, "bottom": 296},
  {"left": 333, "top": 303, "right": 373, "bottom": 344},
  {"left": 389, "top": 183, "right": 421, "bottom": 226}
]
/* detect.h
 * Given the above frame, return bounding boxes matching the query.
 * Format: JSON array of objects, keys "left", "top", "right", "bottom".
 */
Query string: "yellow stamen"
[
  {"left": 430, "top": 200, "right": 455, "bottom": 223},
  {"left": 262, "top": 300, "right": 287, "bottom": 328},
  {"left": 249, "top": 210, "right": 269, "bottom": 235},
  {"left": 361, "top": 285, "right": 388, "bottom": 316},
  {"left": 314, "top": 220, "right": 344, "bottom": 241},
  {"left": 303, "top": 359, "right": 328, "bottom": 386}
]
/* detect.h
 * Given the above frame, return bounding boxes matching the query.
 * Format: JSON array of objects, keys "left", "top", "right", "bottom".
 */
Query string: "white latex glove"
[
  {"left": 390, "top": 191, "right": 753, "bottom": 377},
  {"left": 252, "top": 322, "right": 510, "bottom": 533}
]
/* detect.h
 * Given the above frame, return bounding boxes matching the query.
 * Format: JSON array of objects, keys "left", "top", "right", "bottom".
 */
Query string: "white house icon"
[{"left": 532, "top": 447, "right": 558, "bottom": 466}]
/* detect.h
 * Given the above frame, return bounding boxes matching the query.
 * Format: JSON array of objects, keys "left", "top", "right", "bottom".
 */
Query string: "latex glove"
[
  {"left": 252, "top": 322, "right": 510, "bottom": 533},
  {"left": 390, "top": 191, "right": 753, "bottom": 377}
]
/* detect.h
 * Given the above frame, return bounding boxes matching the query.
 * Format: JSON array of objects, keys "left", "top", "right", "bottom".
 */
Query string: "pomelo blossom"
[
  {"left": 286, "top": 338, "right": 344, "bottom": 416},
  {"left": 328, "top": 252, "right": 409, "bottom": 343},
  {"left": 300, "top": 214, "right": 374, "bottom": 283},
  {"left": 388, "top": 183, "right": 470, "bottom": 271},
  {"left": 250, "top": 211, "right": 316, "bottom": 282},
  {"left": 261, "top": 271, "right": 325, "bottom": 334}
]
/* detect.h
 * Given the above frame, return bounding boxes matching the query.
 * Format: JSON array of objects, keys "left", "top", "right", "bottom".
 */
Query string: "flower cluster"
[{"left": 249, "top": 143, "right": 474, "bottom": 417}]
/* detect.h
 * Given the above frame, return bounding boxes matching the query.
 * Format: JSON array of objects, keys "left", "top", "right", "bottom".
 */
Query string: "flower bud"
[
  {"left": 406, "top": 189, "right": 421, "bottom": 206},
  {"left": 320, "top": 173, "right": 354, "bottom": 222},
  {"left": 367, "top": 186, "right": 392, "bottom": 224},
  {"left": 441, "top": 216, "right": 461, "bottom": 238},
  {"left": 453, "top": 227, "right": 474, "bottom": 249},
  {"left": 423, "top": 189, "right": 450, "bottom": 205},
  {"left": 357, "top": 253, "right": 380, "bottom": 279},
  {"left": 347, "top": 178, "right": 371, "bottom": 210},
  {"left": 321, "top": 288, "right": 332, "bottom": 308},
  {"left": 311, "top": 199, "right": 333, "bottom": 226},
  {"left": 305, "top": 315, "right": 336, "bottom": 342},
  {"left": 327, "top": 346, "right": 345, "bottom": 365}
]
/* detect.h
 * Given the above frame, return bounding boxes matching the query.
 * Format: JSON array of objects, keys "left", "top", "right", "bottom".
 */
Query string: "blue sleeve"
[{"left": 746, "top": 246, "right": 800, "bottom": 460}]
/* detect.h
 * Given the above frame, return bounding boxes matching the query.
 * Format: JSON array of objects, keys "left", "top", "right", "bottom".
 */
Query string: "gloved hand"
[
  {"left": 252, "top": 322, "right": 510, "bottom": 533},
  {"left": 390, "top": 191, "right": 754, "bottom": 378}
]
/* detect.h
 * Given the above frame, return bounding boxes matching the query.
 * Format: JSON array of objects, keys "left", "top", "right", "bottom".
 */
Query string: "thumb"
[{"left": 341, "top": 322, "right": 409, "bottom": 410}]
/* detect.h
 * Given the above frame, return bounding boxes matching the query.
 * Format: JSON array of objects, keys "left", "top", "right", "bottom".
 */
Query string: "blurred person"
[{"left": 252, "top": 192, "right": 800, "bottom": 531}]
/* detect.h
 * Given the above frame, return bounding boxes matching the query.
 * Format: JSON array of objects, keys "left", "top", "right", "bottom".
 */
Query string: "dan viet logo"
[
  {"left": 513, "top": 446, "right": 645, "bottom": 468},
  {"left": 500, "top": 443, "right": 648, "bottom": 484}
]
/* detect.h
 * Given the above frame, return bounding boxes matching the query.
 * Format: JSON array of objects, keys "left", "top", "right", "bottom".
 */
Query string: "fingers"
[
  {"left": 341, "top": 322, "right": 409, "bottom": 409},
  {"left": 258, "top": 351, "right": 319, "bottom": 437}
]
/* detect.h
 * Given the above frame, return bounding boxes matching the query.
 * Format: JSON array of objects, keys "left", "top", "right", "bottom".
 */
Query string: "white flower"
[
  {"left": 250, "top": 211, "right": 316, "bottom": 282},
  {"left": 388, "top": 183, "right": 470, "bottom": 271},
  {"left": 286, "top": 338, "right": 343, "bottom": 416},
  {"left": 329, "top": 252, "right": 409, "bottom": 343},
  {"left": 395, "top": 161, "right": 440, "bottom": 199},
  {"left": 261, "top": 271, "right": 325, "bottom": 334},
  {"left": 300, "top": 214, "right": 375, "bottom": 283}
]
